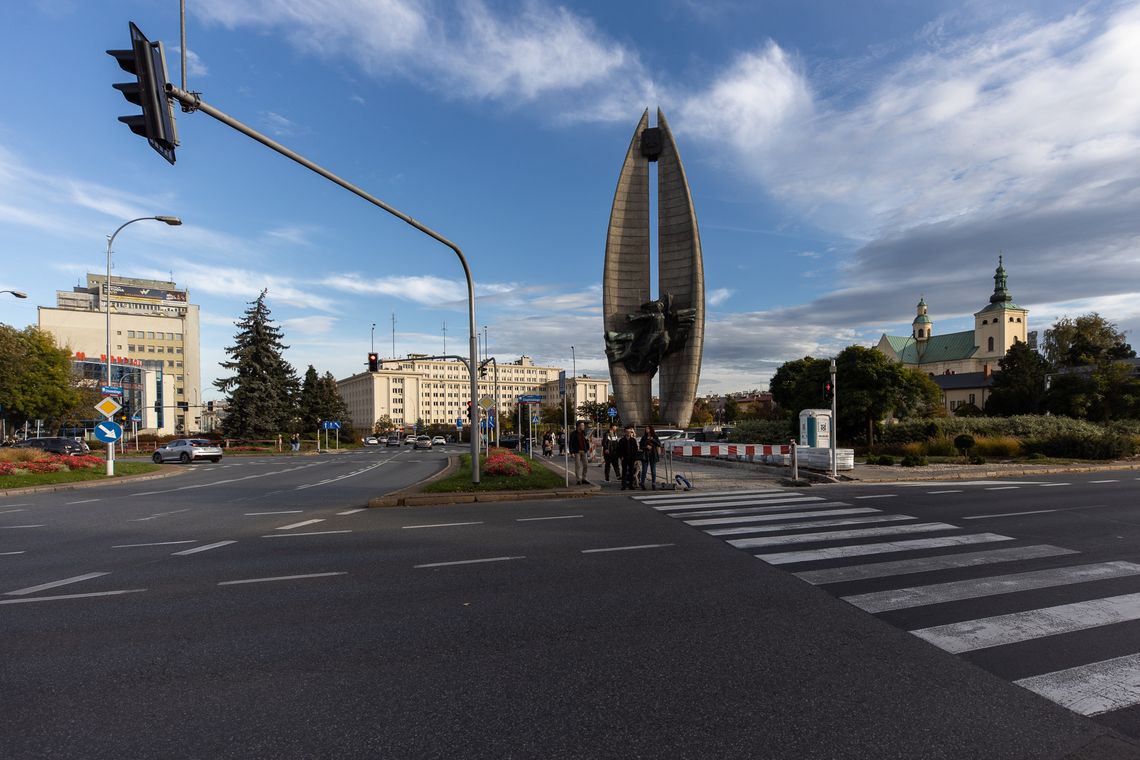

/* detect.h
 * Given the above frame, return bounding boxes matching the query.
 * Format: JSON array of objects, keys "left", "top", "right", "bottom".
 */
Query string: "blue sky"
[{"left": 2, "top": 0, "right": 1138, "bottom": 401}]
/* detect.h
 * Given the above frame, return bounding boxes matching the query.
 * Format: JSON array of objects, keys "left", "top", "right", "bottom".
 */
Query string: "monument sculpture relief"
[{"left": 603, "top": 109, "right": 705, "bottom": 428}]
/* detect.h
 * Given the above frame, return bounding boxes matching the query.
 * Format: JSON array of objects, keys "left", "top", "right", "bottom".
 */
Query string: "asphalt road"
[{"left": 3, "top": 462, "right": 1140, "bottom": 758}]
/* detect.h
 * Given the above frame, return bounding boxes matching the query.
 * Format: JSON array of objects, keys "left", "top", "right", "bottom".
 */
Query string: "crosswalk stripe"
[
  {"left": 1015, "top": 653, "right": 1140, "bottom": 716},
  {"left": 794, "top": 545, "right": 1078, "bottom": 585},
  {"left": 666, "top": 501, "right": 851, "bottom": 518},
  {"left": 634, "top": 489, "right": 784, "bottom": 502},
  {"left": 911, "top": 591, "right": 1140, "bottom": 654},
  {"left": 709, "top": 514, "right": 915, "bottom": 537},
  {"left": 757, "top": 533, "right": 1013, "bottom": 565},
  {"left": 685, "top": 507, "right": 878, "bottom": 527},
  {"left": 729, "top": 522, "right": 957, "bottom": 549},
  {"left": 843, "top": 561, "right": 1140, "bottom": 613},
  {"left": 652, "top": 496, "right": 822, "bottom": 511}
]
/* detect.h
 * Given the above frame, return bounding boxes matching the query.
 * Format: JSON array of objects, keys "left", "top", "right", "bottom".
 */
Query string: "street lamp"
[
  {"left": 105, "top": 215, "right": 182, "bottom": 476},
  {"left": 1, "top": 290, "right": 27, "bottom": 298}
]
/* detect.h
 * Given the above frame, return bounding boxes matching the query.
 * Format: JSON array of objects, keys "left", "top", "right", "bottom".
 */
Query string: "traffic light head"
[
  {"left": 107, "top": 22, "right": 177, "bottom": 164},
  {"left": 823, "top": 382, "right": 834, "bottom": 401},
  {"left": 368, "top": 353, "right": 379, "bottom": 372}
]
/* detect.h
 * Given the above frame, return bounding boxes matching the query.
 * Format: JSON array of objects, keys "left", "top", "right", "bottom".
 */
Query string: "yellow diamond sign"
[{"left": 95, "top": 397, "right": 122, "bottom": 418}]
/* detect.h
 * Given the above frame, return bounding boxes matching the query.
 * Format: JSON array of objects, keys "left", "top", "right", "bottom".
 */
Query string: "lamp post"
[
  {"left": 1, "top": 290, "right": 27, "bottom": 298},
  {"left": 105, "top": 215, "right": 182, "bottom": 475},
  {"left": 571, "top": 345, "right": 576, "bottom": 421},
  {"left": 371, "top": 323, "right": 376, "bottom": 354}
]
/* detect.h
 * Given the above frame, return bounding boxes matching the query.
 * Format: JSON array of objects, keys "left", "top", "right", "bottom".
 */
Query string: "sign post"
[
  {"left": 94, "top": 396, "right": 123, "bottom": 476},
  {"left": 559, "top": 371, "right": 568, "bottom": 486}
]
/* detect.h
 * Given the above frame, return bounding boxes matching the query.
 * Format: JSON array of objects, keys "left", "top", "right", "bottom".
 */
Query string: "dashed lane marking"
[
  {"left": 172, "top": 540, "right": 236, "bottom": 556},
  {"left": 517, "top": 515, "right": 584, "bottom": 522},
  {"left": 219, "top": 572, "right": 347, "bottom": 586},
  {"left": 65, "top": 498, "right": 102, "bottom": 505},
  {"left": 0, "top": 589, "right": 146, "bottom": 605},
  {"left": 963, "top": 509, "right": 1058, "bottom": 520},
  {"left": 113, "top": 540, "right": 198, "bottom": 548},
  {"left": 6, "top": 572, "right": 109, "bottom": 596},
  {"left": 0, "top": 525, "right": 44, "bottom": 529},
  {"left": 415, "top": 556, "right": 525, "bottom": 568},
  {"left": 853, "top": 494, "right": 898, "bottom": 500},
  {"left": 244, "top": 510, "right": 303, "bottom": 516},
  {"left": 581, "top": 543, "right": 675, "bottom": 554},
  {"left": 337, "top": 508, "right": 367, "bottom": 515},
  {"left": 277, "top": 519, "right": 325, "bottom": 530},
  {"left": 402, "top": 521, "right": 483, "bottom": 530},
  {"left": 261, "top": 530, "right": 352, "bottom": 538},
  {"left": 927, "top": 490, "right": 964, "bottom": 494}
]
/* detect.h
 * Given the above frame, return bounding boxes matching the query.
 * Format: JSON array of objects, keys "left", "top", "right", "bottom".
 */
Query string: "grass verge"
[
  {"left": 423, "top": 454, "right": 567, "bottom": 493},
  {"left": 0, "top": 461, "right": 161, "bottom": 490}
]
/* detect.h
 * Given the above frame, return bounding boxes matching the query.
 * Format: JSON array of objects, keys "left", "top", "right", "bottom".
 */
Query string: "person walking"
[
  {"left": 542, "top": 431, "right": 553, "bottom": 457},
  {"left": 557, "top": 429, "right": 566, "bottom": 456},
  {"left": 290, "top": 432, "right": 300, "bottom": 452},
  {"left": 602, "top": 424, "right": 622, "bottom": 482},
  {"left": 639, "top": 425, "right": 662, "bottom": 490},
  {"left": 567, "top": 421, "right": 592, "bottom": 485},
  {"left": 615, "top": 427, "right": 640, "bottom": 490}
]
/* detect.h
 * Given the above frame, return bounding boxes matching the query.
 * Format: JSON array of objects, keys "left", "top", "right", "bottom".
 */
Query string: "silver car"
[
  {"left": 414, "top": 435, "right": 433, "bottom": 450},
  {"left": 152, "top": 438, "right": 223, "bottom": 464}
]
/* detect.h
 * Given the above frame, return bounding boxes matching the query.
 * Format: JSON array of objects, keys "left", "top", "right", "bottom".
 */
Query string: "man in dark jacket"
[
  {"left": 614, "top": 427, "right": 640, "bottom": 490},
  {"left": 567, "top": 421, "right": 592, "bottom": 484},
  {"left": 601, "top": 424, "right": 621, "bottom": 482}
]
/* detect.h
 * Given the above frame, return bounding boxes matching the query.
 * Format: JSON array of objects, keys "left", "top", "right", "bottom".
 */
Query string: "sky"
[{"left": 1, "top": 0, "right": 1138, "bottom": 403}]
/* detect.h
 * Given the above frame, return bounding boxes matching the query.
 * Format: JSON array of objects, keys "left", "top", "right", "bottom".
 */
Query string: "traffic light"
[
  {"left": 368, "top": 353, "right": 379, "bottom": 372},
  {"left": 154, "top": 400, "right": 161, "bottom": 413},
  {"left": 823, "top": 382, "right": 834, "bottom": 402},
  {"left": 206, "top": 400, "right": 214, "bottom": 412},
  {"left": 466, "top": 401, "right": 473, "bottom": 420},
  {"left": 107, "top": 22, "right": 178, "bottom": 164}
]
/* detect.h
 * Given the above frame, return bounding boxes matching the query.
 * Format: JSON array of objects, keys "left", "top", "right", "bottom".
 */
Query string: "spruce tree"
[
  {"left": 298, "top": 365, "right": 352, "bottom": 434},
  {"left": 214, "top": 290, "right": 299, "bottom": 438}
]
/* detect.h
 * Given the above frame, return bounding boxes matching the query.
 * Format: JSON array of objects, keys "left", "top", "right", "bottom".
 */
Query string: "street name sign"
[
  {"left": 518, "top": 394, "right": 542, "bottom": 403},
  {"left": 100, "top": 385, "right": 124, "bottom": 396}
]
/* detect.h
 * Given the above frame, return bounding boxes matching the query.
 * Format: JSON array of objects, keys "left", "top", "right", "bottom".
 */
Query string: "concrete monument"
[{"left": 603, "top": 109, "right": 704, "bottom": 427}]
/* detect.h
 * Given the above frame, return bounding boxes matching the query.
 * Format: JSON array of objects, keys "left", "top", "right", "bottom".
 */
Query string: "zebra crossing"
[{"left": 633, "top": 487, "right": 1140, "bottom": 719}]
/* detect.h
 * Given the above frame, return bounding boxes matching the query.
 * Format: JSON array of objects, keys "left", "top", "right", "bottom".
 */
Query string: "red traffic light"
[{"left": 368, "top": 353, "right": 379, "bottom": 372}]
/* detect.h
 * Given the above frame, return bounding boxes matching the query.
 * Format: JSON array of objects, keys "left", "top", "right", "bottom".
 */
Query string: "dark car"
[{"left": 13, "top": 437, "right": 89, "bottom": 456}]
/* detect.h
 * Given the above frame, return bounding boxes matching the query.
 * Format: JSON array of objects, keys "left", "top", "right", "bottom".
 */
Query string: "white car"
[
  {"left": 152, "top": 438, "right": 223, "bottom": 464},
  {"left": 414, "top": 435, "right": 433, "bottom": 449},
  {"left": 362, "top": 436, "right": 379, "bottom": 446},
  {"left": 432, "top": 436, "right": 447, "bottom": 446}
]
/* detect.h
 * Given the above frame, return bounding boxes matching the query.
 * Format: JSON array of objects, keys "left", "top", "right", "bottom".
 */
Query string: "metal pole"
[
  {"left": 371, "top": 323, "right": 375, "bottom": 354},
  {"left": 167, "top": 85, "right": 481, "bottom": 483},
  {"left": 830, "top": 358, "right": 838, "bottom": 478},
  {"left": 493, "top": 360, "right": 499, "bottom": 447}
]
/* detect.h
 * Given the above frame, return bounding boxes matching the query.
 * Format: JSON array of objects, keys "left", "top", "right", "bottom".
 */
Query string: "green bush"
[
  {"left": 1024, "top": 433, "right": 1135, "bottom": 460},
  {"left": 953, "top": 434, "right": 976, "bottom": 456},
  {"left": 900, "top": 454, "right": 927, "bottom": 467},
  {"left": 925, "top": 437, "right": 957, "bottom": 456},
  {"left": 870, "top": 455, "right": 895, "bottom": 466},
  {"left": 972, "top": 436, "right": 1022, "bottom": 458}
]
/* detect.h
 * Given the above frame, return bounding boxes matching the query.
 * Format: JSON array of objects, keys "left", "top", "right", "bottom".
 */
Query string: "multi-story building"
[
  {"left": 338, "top": 354, "right": 609, "bottom": 432},
  {"left": 38, "top": 274, "right": 201, "bottom": 434}
]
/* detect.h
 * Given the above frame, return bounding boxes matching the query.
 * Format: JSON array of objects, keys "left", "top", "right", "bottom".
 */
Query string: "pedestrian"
[
  {"left": 567, "top": 421, "right": 593, "bottom": 485},
  {"left": 602, "top": 424, "right": 622, "bottom": 482},
  {"left": 543, "top": 431, "right": 553, "bottom": 457},
  {"left": 639, "top": 424, "right": 662, "bottom": 490},
  {"left": 615, "top": 427, "right": 640, "bottom": 490},
  {"left": 557, "top": 429, "right": 566, "bottom": 456},
  {"left": 290, "top": 432, "right": 300, "bottom": 452}
]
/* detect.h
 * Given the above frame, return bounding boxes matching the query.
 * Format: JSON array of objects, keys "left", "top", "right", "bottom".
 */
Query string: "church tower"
[
  {"left": 912, "top": 297, "right": 933, "bottom": 342},
  {"left": 973, "top": 256, "right": 1028, "bottom": 360}
]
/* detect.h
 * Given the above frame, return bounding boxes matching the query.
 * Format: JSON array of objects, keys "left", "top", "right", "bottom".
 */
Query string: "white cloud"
[
  {"left": 281, "top": 315, "right": 339, "bottom": 336},
  {"left": 708, "top": 288, "right": 733, "bottom": 306},
  {"left": 261, "top": 111, "right": 304, "bottom": 137},
  {"left": 170, "top": 47, "right": 209, "bottom": 78}
]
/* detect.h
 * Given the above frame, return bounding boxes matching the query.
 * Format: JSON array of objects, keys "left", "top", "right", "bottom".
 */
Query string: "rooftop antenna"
[
  {"left": 391, "top": 312, "right": 396, "bottom": 359},
  {"left": 442, "top": 321, "right": 447, "bottom": 355}
]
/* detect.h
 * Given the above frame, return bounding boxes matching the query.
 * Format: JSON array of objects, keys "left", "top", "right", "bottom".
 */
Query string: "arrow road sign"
[
  {"left": 94, "top": 420, "right": 123, "bottom": 443},
  {"left": 608, "top": 407, "right": 617, "bottom": 417}
]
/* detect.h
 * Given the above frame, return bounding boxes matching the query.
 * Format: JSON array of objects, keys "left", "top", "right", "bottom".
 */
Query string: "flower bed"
[
  {"left": 0, "top": 453, "right": 104, "bottom": 476},
  {"left": 484, "top": 449, "right": 532, "bottom": 477}
]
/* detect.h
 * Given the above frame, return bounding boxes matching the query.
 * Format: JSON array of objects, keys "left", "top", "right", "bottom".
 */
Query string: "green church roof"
[{"left": 884, "top": 330, "right": 978, "bottom": 364}]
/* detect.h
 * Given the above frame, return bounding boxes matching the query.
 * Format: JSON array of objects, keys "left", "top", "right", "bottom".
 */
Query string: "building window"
[
  {"left": 969, "top": 393, "right": 976, "bottom": 405},
  {"left": 128, "top": 330, "right": 135, "bottom": 338},
  {"left": 176, "top": 333, "right": 183, "bottom": 340},
  {"left": 147, "top": 331, "right": 155, "bottom": 339},
  {"left": 988, "top": 337, "right": 995, "bottom": 351},
  {"left": 128, "top": 344, "right": 136, "bottom": 352}
]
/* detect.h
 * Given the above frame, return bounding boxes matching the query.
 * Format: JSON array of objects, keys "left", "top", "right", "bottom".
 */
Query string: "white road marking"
[
  {"left": 1039, "top": 483, "right": 1070, "bottom": 487},
  {"left": 277, "top": 519, "right": 325, "bottom": 530},
  {"left": 0, "top": 524, "right": 44, "bottom": 529},
  {"left": 415, "top": 556, "right": 525, "bottom": 568},
  {"left": 685, "top": 507, "right": 878, "bottom": 527},
  {"left": 131, "top": 509, "right": 190, "bottom": 522},
  {"left": 0, "top": 551, "right": 26, "bottom": 556},
  {"left": 635, "top": 489, "right": 785, "bottom": 502},
  {"left": 927, "top": 490, "right": 963, "bottom": 494},
  {"left": 261, "top": 530, "right": 352, "bottom": 538},
  {"left": 516, "top": 515, "right": 584, "bottom": 522},
  {"left": 707, "top": 514, "right": 914, "bottom": 537},
  {"left": 244, "top": 510, "right": 303, "bottom": 516},
  {"left": 963, "top": 509, "right": 1058, "bottom": 520},
  {"left": 401, "top": 521, "right": 483, "bottom": 530},
  {"left": 654, "top": 496, "right": 827, "bottom": 512},
  {"left": 0, "top": 589, "right": 146, "bottom": 605},
  {"left": 172, "top": 540, "right": 236, "bottom": 556},
  {"left": 581, "top": 543, "right": 675, "bottom": 554},
  {"left": 724, "top": 519, "right": 941, "bottom": 546},
  {"left": 912, "top": 591, "right": 1140, "bottom": 654},
  {"left": 843, "top": 561, "right": 1140, "bottom": 613},
  {"left": 113, "top": 540, "right": 198, "bottom": 548},
  {"left": 1016, "top": 653, "right": 1140, "bottom": 716},
  {"left": 854, "top": 494, "right": 898, "bottom": 500},
  {"left": 795, "top": 545, "right": 1079, "bottom": 585},
  {"left": 667, "top": 501, "right": 852, "bottom": 518},
  {"left": 1090, "top": 480, "right": 1120, "bottom": 484},
  {"left": 6, "top": 572, "right": 109, "bottom": 596},
  {"left": 985, "top": 486, "right": 1020, "bottom": 491},
  {"left": 756, "top": 533, "right": 1013, "bottom": 565},
  {"left": 337, "top": 508, "right": 367, "bottom": 515},
  {"left": 65, "top": 498, "right": 102, "bottom": 505},
  {"left": 0, "top": 503, "right": 30, "bottom": 508},
  {"left": 0, "top": 509, "right": 26, "bottom": 514},
  {"left": 218, "top": 572, "right": 347, "bottom": 586}
]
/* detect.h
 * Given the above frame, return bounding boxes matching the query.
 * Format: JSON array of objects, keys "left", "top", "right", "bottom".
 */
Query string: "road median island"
[{"left": 368, "top": 451, "right": 595, "bottom": 507}]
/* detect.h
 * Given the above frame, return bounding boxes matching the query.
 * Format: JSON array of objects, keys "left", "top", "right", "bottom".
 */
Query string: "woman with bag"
[{"left": 638, "top": 425, "right": 662, "bottom": 490}]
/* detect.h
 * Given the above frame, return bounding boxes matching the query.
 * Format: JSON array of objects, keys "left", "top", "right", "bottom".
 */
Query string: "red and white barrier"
[{"left": 666, "top": 443, "right": 790, "bottom": 457}]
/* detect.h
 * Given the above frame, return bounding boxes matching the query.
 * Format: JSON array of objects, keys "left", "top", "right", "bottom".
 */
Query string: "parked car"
[
  {"left": 414, "top": 435, "right": 433, "bottom": 449},
  {"left": 13, "top": 437, "right": 88, "bottom": 456},
  {"left": 362, "top": 436, "right": 379, "bottom": 446},
  {"left": 431, "top": 436, "right": 447, "bottom": 446},
  {"left": 152, "top": 438, "right": 223, "bottom": 464},
  {"left": 386, "top": 435, "right": 401, "bottom": 447}
]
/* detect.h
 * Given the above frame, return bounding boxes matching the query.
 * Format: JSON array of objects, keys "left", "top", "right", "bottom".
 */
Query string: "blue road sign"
[
  {"left": 321, "top": 421, "right": 342, "bottom": 430},
  {"left": 131, "top": 415, "right": 141, "bottom": 422},
  {"left": 608, "top": 407, "right": 617, "bottom": 417},
  {"left": 531, "top": 415, "right": 539, "bottom": 424},
  {"left": 100, "top": 385, "right": 124, "bottom": 396},
  {"left": 456, "top": 417, "right": 464, "bottom": 427},
  {"left": 518, "top": 394, "right": 542, "bottom": 403},
  {"left": 94, "top": 420, "right": 123, "bottom": 443}
]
